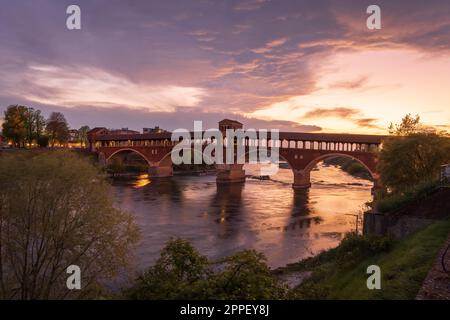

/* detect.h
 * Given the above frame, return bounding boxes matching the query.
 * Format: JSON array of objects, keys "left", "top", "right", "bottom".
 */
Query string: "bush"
[
  {"left": 125, "top": 239, "right": 212, "bottom": 300},
  {"left": 125, "top": 239, "right": 288, "bottom": 300},
  {"left": 210, "top": 250, "right": 287, "bottom": 300},
  {"left": 375, "top": 180, "right": 439, "bottom": 213},
  {"left": 338, "top": 233, "right": 392, "bottom": 255}
]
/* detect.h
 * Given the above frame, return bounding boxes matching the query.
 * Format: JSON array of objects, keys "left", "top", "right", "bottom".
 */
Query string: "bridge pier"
[
  {"left": 148, "top": 165, "right": 173, "bottom": 178},
  {"left": 292, "top": 169, "right": 312, "bottom": 189},
  {"left": 216, "top": 164, "right": 246, "bottom": 184}
]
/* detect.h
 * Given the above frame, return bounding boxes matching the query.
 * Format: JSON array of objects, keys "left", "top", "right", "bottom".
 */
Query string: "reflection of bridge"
[{"left": 88, "top": 119, "right": 386, "bottom": 191}]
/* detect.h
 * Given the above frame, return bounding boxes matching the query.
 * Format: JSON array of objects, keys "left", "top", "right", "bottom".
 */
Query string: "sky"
[{"left": 0, "top": 0, "right": 449, "bottom": 133}]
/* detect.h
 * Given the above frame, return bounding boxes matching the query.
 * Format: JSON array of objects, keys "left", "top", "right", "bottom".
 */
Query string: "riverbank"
[
  {"left": 275, "top": 218, "right": 450, "bottom": 299},
  {"left": 323, "top": 157, "right": 373, "bottom": 181}
]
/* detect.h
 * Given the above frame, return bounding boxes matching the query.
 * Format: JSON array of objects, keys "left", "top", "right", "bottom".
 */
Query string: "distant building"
[
  {"left": 219, "top": 119, "right": 243, "bottom": 137},
  {"left": 68, "top": 129, "right": 79, "bottom": 141},
  {"left": 109, "top": 128, "right": 140, "bottom": 135},
  {"left": 143, "top": 126, "right": 167, "bottom": 134},
  {"left": 87, "top": 127, "right": 109, "bottom": 152}
]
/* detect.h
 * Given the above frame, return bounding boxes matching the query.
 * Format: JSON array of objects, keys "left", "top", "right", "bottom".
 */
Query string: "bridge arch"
[
  {"left": 104, "top": 148, "right": 155, "bottom": 166},
  {"left": 303, "top": 153, "right": 376, "bottom": 180},
  {"left": 237, "top": 148, "right": 296, "bottom": 182},
  {"left": 157, "top": 147, "right": 215, "bottom": 168},
  {"left": 290, "top": 152, "right": 378, "bottom": 190}
]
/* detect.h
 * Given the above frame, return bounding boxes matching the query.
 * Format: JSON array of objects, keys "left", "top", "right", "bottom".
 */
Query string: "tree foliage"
[
  {"left": 378, "top": 133, "right": 450, "bottom": 193},
  {"left": 125, "top": 239, "right": 287, "bottom": 300},
  {"left": 2, "top": 105, "right": 49, "bottom": 147},
  {"left": 211, "top": 250, "right": 287, "bottom": 299},
  {"left": 46, "top": 112, "right": 70, "bottom": 147},
  {"left": 24, "top": 107, "right": 46, "bottom": 145},
  {"left": 126, "top": 239, "right": 212, "bottom": 299},
  {"left": 388, "top": 113, "right": 422, "bottom": 136},
  {"left": 2, "top": 105, "right": 28, "bottom": 147},
  {"left": 78, "top": 125, "right": 90, "bottom": 147},
  {"left": 0, "top": 151, "right": 140, "bottom": 299}
]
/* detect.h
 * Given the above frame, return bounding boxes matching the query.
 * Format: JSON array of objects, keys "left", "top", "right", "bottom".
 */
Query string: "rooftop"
[{"left": 96, "top": 130, "right": 386, "bottom": 144}]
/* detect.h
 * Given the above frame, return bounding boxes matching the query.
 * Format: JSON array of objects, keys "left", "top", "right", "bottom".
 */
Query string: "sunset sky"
[{"left": 0, "top": 0, "right": 449, "bottom": 133}]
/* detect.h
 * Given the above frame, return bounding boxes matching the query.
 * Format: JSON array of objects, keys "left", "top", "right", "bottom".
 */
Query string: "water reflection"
[
  {"left": 291, "top": 188, "right": 312, "bottom": 217},
  {"left": 112, "top": 163, "right": 373, "bottom": 269},
  {"left": 133, "top": 174, "right": 151, "bottom": 188},
  {"left": 210, "top": 183, "right": 245, "bottom": 239}
]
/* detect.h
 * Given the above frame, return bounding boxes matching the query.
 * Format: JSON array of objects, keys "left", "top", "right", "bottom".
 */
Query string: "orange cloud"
[{"left": 302, "top": 107, "right": 361, "bottom": 119}]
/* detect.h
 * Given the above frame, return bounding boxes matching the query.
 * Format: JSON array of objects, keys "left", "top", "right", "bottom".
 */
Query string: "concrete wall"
[{"left": 363, "top": 211, "right": 436, "bottom": 239}]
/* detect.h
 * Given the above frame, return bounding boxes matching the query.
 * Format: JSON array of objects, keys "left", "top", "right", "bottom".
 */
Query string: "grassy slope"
[{"left": 325, "top": 219, "right": 450, "bottom": 299}]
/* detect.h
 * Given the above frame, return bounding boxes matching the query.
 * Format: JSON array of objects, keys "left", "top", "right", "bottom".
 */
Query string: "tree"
[
  {"left": 0, "top": 151, "right": 140, "bottom": 299},
  {"left": 46, "top": 112, "right": 69, "bottom": 147},
  {"left": 377, "top": 133, "right": 450, "bottom": 193},
  {"left": 2, "top": 105, "right": 28, "bottom": 147},
  {"left": 32, "top": 109, "right": 46, "bottom": 141},
  {"left": 2, "top": 105, "right": 47, "bottom": 147},
  {"left": 388, "top": 113, "right": 421, "bottom": 136},
  {"left": 125, "top": 239, "right": 287, "bottom": 300},
  {"left": 24, "top": 107, "right": 46, "bottom": 146},
  {"left": 126, "top": 238, "right": 211, "bottom": 299},
  {"left": 78, "top": 125, "right": 90, "bottom": 148},
  {"left": 210, "top": 250, "right": 287, "bottom": 299}
]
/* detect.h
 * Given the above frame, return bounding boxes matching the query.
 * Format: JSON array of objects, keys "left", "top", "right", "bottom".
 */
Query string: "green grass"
[{"left": 288, "top": 219, "right": 450, "bottom": 299}]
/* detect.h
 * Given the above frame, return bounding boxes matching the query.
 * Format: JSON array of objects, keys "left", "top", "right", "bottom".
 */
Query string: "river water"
[{"left": 112, "top": 163, "right": 372, "bottom": 270}]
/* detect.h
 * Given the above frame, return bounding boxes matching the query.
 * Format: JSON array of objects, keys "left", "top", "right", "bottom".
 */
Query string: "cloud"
[
  {"left": 14, "top": 65, "right": 207, "bottom": 112},
  {"left": 0, "top": 101, "right": 321, "bottom": 133},
  {"left": 0, "top": 0, "right": 449, "bottom": 134},
  {"left": 353, "top": 118, "right": 381, "bottom": 129},
  {"left": 301, "top": 107, "right": 361, "bottom": 119},
  {"left": 301, "top": 107, "right": 381, "bottom": 130},
  {"left": 251, "top": 37, "right": 288, "bottom": 54},
  {"left": 328, "top": 75, "right": 369, "bottom": 90},
  {"left": 329, "top": 0, "right": 450, "bottom": 54},
  {"left": 233, "top": 0, "right": 267, "bottom": 11}
]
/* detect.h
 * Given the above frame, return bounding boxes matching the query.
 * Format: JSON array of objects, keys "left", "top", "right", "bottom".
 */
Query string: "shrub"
[
  {"left": 375, "top": 181, "right": 439, "bottom": 213},
  {"left": 125, "top": 239, "right": 288, "bottom": 300}
]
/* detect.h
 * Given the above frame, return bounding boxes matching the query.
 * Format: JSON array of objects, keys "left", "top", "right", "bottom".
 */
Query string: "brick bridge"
[{"left": 88, "top": 119, "right": 386, "bottom": 190}]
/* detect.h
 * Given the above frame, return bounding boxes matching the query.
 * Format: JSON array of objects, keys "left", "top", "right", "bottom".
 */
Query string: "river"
[{"left": 111, "top": 163, "right": 372, "bottom": 270}]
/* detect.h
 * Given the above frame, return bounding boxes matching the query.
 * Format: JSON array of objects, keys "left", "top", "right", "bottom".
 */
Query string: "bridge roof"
[
  {"left": 277, "top": 132, "right": 387, "bottom": 144},
  {"left": 95, "top": 130, "right": 386, "bottom": 144},
  {"left": 96, "top": 132, "right": 173, "bottom": 141}
]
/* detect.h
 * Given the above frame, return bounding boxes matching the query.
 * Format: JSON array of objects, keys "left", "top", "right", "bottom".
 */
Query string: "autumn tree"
[
  {"left": 46, "top": 112, "right": 69, "bottom": 147},
  {"left": 2, "top": 105, "right": 28, "bottom": 147},
  {"left": 2, "top": 105, "right": 47, "bottom": 147},
  {"left": 0, "top": 151, "right": 140, "bottom": 299}
]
